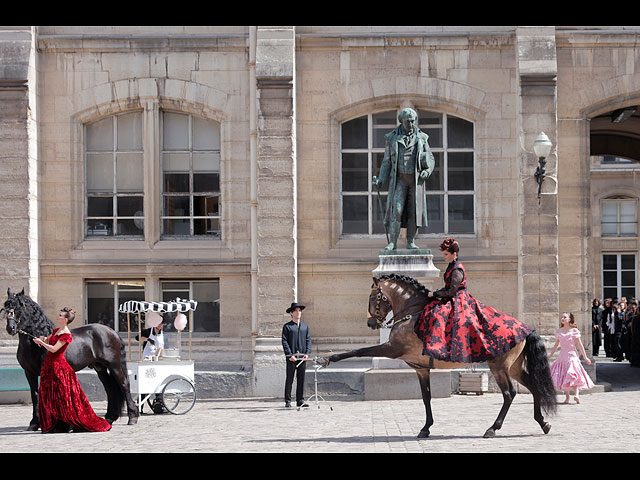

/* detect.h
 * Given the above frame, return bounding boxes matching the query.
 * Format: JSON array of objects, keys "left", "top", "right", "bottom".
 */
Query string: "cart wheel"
[{"left": 161, "top": 377, "right": 196, "bottom": 415}]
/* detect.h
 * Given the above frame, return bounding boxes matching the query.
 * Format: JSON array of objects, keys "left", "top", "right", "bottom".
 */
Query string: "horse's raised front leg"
[
  {"left": 415, "top": 368, "right": 433, "bottom": 438},
  {"left": 320, "top": 341, "right": 403, "bottom": 366}
]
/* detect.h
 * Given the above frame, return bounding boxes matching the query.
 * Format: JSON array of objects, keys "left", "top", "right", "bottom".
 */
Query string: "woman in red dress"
[
  {"left": 33, "top": 307, "right": 112, "bottom": 433},
  {"left": 415, "top": 238, "right": 533, "bottom": 363}
]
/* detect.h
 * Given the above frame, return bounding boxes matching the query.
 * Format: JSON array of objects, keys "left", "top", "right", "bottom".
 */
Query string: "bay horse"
[
  {"left": 3, "top": 288, "right": 139, "bottom": 430},
  {"left": 320, "top": 274, "right": 557, "bottom": 439}
]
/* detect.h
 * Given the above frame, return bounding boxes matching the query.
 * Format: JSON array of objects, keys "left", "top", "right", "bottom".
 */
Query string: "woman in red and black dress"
[
  {"left": 415, "top": 238, "right": 533, "bottom": 363},
  {"left": 33, "top": 307, "right": 112, "bottom": 433}
]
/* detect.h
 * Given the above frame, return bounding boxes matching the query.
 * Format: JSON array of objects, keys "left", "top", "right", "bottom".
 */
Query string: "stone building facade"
[{"left": 2, "top": 26, "right": 640, "bottom": 394}]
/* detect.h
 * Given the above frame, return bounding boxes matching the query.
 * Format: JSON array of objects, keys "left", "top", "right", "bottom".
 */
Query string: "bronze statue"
[{"left": 373, "top": 108, "right": 435, "bottom": 251}]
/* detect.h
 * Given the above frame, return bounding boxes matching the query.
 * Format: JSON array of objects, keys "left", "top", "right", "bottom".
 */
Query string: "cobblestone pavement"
[{"left": 1, "top": 386, "right": 638, "bottom": 453}]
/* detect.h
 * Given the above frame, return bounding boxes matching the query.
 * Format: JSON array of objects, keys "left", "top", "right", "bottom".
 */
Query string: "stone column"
[
  {"left": 0, "top": 27, "right": 39, "bottom": 341},
  {"left": 515, "top": 27, "right": 559, "bottom": 339},
  {"left": 252, "top": 27, "right": 298, "bottom": 396}
]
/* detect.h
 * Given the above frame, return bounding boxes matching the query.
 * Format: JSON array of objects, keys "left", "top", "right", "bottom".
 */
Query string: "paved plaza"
[{"left": 1, "top": 358, "right": 638, "bottom": 453}]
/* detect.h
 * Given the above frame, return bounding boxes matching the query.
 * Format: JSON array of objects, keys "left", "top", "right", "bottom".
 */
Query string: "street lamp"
[{"left": 533, "top": 132, "right": 553, "bottom": 203}]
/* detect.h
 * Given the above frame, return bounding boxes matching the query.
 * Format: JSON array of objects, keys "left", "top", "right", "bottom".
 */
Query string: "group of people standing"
[{"left": 592, "top": 297, "right": 640, "bottom": 366}]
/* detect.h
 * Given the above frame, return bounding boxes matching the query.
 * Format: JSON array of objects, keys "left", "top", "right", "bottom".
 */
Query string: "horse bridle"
[{"left": 370, "top": 283, "right": 420, "bottom": 329}]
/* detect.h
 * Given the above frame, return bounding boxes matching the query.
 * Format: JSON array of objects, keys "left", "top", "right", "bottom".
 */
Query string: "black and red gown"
[
  {"left": 38, "top": 328, "right": 112, "bottom": 433},
  {"left": 415, "top": 259, "right": 533, "bottom": 363}
]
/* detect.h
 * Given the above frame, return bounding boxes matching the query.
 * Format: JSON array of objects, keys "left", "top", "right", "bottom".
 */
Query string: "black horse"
[{"left": 3, "top": 288, "right": 139, "bottom": 430}]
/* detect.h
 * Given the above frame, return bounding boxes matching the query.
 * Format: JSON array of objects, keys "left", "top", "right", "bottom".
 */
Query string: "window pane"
[
  {"left": 425, "top": 151, "right": 444, "bottom": 190},
  {"left": 193, "top": 152, "right": 220, "bottom": 172},
  {"left": 164, "top": 173, "right": 189, "bottom": 193},
  {"left": 194, "top": 195, "right": 219, "bottom": 216},
  {"left": 622, "top": 287, "right": 636, "bottom": 299},
  {"left": 603, "top": 255, "right": 617, "bottom": 270},
  {"left": 164, "top": 153, "right": 190, "bottom": 172},
  {"left": 194, "top": 218, "right": 219, "bottom": 236},
  {"left": 117, "top": 112, "right": 143, "bottom": 151},
  {"left": 87, "top": 282, "right": 115, "bottom": 328},
  {"left": 193, "top": 173, "right": 219, "bottom": 192},
  {"left": 87, "top": 153, "right": 114, "bottom": 193},
  {"left": 87, "top": 196, "right": 113, "bottom": 217},
  {"left": 448, "top": 152, "right": 474, "bottom": 191},
  {"left": 192, "top": 117, "right": 220, "bottom": 151},
  {"left": 423, "top": 194, "right": 444, "bottom": 234},
  {"left": 448, "top": 195, "right": 474, "bottom": 233},
  {"left": 86, "top": 117, "right": 113, "bottom": 152},
  {"left": 117, "top": 218, "right": 144, "bottom": 235},
  {"left": 342, "top": 153, "right": 368, "bottom": 192},
  {"left": 117, "top": 196, "right": 143, "bottom": 217},
  {"left": 372, "top": 152, "right": 390, "bottom": 191},
  {"left": 192, "top": 281, "right": 220, "bottom": 332},
  {"left": 341, "top": 116, "right": 367, "bottom": 149},
  {"left": 603, "top": 287, "right": 617, "bottom": 299},
  {"left": 372, "top": 193, "right": 387, "bottom": 234},
  {"left": 116, "top": 153, "right": 143, "bottom": 192},
  {"left": 447, "top": 116, "right": 474, "bottom": 148},
  {"left": 164, "top": 218, "right": 190, "bottom": 235},
  {"left": 603, "top": 271, "right": 618, "bottom": 287},
  {"left": 372, "top": 111, "right": 396, "bottom": 148},
  {"left": 117, "top": 284, "right": 145, "bottom": 332},
  {"left": 418, "top": 110, "right": 443, "bottom": 148},
  {"left": 164, "top": 196, "right": 190, "bottom": 216},
  {"left": 87, "top": 219, "right": 113, "bottom": 236},
  {"left": 621, "top": 270, "right": 636, "bottom": 286},
  {"left": 163, "top": 112, "right": 189, "bottom": 150},
  {"left": 342, "top": 195, "right": 368, "bottom": 234},
  {"left": 622, "top": 255, "right": 636, "bottom": 270}
]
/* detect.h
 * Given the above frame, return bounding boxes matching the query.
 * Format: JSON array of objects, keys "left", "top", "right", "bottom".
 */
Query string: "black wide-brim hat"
[{"left": 286, "top": 302, "right": 306, "bottom": 314}]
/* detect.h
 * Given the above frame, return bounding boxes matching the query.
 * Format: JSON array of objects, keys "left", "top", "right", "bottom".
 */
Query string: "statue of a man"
[{"left": 373, "top": 108, "right": 435, "bottom": 251}]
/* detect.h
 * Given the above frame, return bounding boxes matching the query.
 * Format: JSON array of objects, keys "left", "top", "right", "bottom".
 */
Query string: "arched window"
[
  {"left": 340, "top": 109, "right": 474, "bottom": 236},
  {"left": 85, "top": 111, "right": 144, "bottom": 238}
]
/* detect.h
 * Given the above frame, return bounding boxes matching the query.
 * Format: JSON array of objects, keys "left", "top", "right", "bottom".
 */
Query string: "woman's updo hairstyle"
[
  {"left": 439, "top": 237, "right": 460, "bottom": 254},
  {"left": 60, "top": 307, "right": 76, "bottom": 324}
]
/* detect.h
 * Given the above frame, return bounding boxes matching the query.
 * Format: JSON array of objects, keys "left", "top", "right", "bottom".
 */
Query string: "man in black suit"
[{"left": 282, "top": 302, "right": 311, "bottom": 408}]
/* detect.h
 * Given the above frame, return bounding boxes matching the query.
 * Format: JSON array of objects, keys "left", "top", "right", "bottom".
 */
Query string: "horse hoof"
[
  {"left": 27, "top": 424, "right": 39, "bottom": 432},
  {"left": 417, "top": 430, "right": 430, "bottom": 439},
  {"left": 127, "top": 417, "right": 139, "bottom": 425},
  {"left": 105, "top": 418, "right": 116, "bottom": 425},
  {"left": 483, "top": 429, "right": 496, "bottom": 439},
  {"left": 542, "top": 422, "right": 551, "bottom": 434}
]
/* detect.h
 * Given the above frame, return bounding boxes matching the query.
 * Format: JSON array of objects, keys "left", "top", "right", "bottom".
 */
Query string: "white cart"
[{"left": 119, "top": 299, "right": 198, "bottom": 415}]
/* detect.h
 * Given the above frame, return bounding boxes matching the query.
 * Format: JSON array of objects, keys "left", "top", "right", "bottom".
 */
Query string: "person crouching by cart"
[{"left": 282, "top": 302, "right": 311, "bottom": 408}]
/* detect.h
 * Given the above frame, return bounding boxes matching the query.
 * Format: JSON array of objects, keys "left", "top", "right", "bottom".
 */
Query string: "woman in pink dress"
[
  {"left": 33, "top": 307, "right": 112, "bottom": 433},
  {"left": 548, "top": 312, "right": 594, "bottom": 404}
]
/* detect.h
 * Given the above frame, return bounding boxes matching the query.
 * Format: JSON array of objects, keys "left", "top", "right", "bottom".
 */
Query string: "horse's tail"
[{"left": 523, "top": 331, "right": 557, "bottom": 416}]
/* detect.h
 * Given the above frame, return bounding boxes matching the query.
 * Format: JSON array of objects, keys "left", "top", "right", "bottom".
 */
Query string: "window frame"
[
  {"left": 85, "top": 279, "right": 146, "bottom": 333},
  {"left": 339, "top": 108, "right": 476, "bottom": 237},
  {"left": 602, "top": 253, "right": 637, "bottom": 300},
  {"left": 161, "top": 279, "right": 221, "bottom": 334},
  {"left": 84, "top": 111, "right": 145, "bottom": 239},
  {"left": 601, "top": 197, "right": 637, "bottom": 237},
  {"left": 160, "top": 111, "right": 222, "bottom": 239}
]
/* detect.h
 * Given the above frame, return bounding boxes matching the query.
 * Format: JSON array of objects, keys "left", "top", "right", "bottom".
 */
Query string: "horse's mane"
[
  {"left": 14, "top": 293, "right": 54, "bottom": 336},
  {"left": 377, "top": 273, "right": 430, "bottom": 299}
]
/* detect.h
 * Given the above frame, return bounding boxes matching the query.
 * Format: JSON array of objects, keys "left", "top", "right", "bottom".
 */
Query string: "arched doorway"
[{"left": 589, "top": 105, "right": 640, "bottom": 380}]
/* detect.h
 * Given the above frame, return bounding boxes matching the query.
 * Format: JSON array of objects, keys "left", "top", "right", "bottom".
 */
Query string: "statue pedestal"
[{"left": 371, "top": 248, "right": 440, "bottom": 369}]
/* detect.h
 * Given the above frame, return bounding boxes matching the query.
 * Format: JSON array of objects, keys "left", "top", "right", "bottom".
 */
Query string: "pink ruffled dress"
[{"left": 549, "top": 329, "right": 595, "bottom": 391}]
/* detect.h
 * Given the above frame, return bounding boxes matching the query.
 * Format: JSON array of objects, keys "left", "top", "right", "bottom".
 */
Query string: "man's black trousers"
[{"left": 284, "top": 359, "right": 306, "bottom": 404}]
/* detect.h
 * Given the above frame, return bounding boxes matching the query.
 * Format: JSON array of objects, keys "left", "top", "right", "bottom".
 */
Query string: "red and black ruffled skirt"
[{"left": 415, "top": 289, "right": 533, "bottom": 363}]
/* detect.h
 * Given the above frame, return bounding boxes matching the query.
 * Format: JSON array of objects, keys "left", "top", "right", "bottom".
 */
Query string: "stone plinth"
[{"left": 373, "top": 249, "right": 440, "bottom": 279}]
